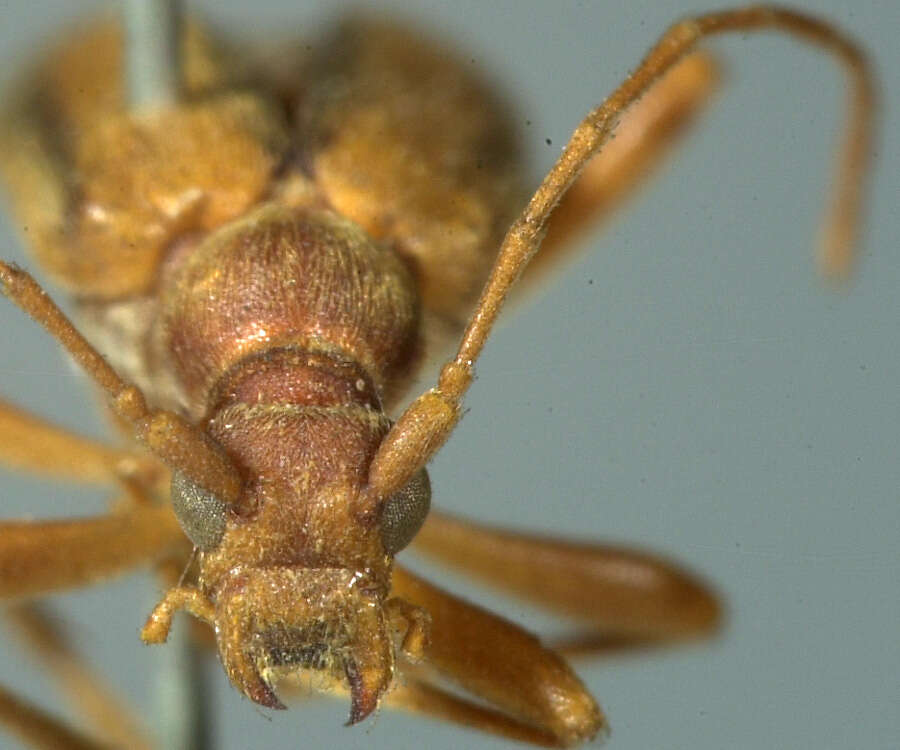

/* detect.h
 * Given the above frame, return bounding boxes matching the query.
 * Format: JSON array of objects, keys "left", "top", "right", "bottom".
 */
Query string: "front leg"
[
  {"left": 391, "top": 567, "right": 606, "bottom": 747},
  {"left": 413, "top": 511, "right": 720, "bottom": 642},
  {"left": 6, "top": 603, "right": 152, "bottom": 750},
  {"left": 0, "top": 683, "right": 110, "bottom": 750},
  {"left": 0, "top": 505, "right": 184, "bottom": 599},
  {"left": 0, "top": 397, "right": 147, "bottom": 485}
]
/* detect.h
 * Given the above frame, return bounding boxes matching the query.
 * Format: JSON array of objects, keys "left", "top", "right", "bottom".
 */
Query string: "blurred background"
[{"left": 0, "top": 2, "right": 896, "bottom": 749}]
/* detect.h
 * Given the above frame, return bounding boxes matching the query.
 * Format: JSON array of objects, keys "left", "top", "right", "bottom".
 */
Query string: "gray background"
[{"left": 0, "top": 1, "right": 897, "bottom": 749}]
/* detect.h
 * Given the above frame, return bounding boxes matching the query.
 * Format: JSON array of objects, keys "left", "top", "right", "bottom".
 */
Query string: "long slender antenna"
[{"left": 123, "top": 0, "right": 182, "bottom": 110}]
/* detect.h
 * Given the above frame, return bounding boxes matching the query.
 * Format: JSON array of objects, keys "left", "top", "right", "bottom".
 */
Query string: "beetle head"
[{"left": 214, "top": 565, "right": 396, "bottom": 723}]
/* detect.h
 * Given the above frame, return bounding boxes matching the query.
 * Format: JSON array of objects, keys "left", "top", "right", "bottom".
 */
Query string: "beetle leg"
[
  {"left": 390, "top": 567, "right": 606, "bottom": 747},
  {"left": 276, "top": 649, "right": 568, "bottom": 747},
  {"left": 0, "top": 396, "right": 154, "bottom": 485},
  {"left": 0, "top": 682, "right": 111, "bottom": 750},
  {"left": 4, "top": 602, "right": 153, "bottom": 750},
  {"left": 367, "top": 7, "right": 874, "bottom": 502},
  {"left": 385, "top": 678, "right": 569, "bottom": 748},
  {"left": 0, "top": 505, "right": 184, "bottom": 600},
  {"left": 412, "top": 511, "right": 720, "bottom": 643}
]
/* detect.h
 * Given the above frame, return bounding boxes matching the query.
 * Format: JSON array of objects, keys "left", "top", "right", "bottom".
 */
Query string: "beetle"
[{"left": 0, "top": 1, "right": 884, "bottom": 750}]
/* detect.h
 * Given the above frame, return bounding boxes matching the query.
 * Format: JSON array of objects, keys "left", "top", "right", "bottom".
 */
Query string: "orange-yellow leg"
[
  {"left": 384, "top": 678, "right": 567, "bottom": 749},
  {"left": 4, "top": 603, "right": 153, "bottom": 750},
  {"left": 277, "top": 565, "right": 606, "bottom": 745},
  {"left": 0, "top": 683, "right": 109, "bottom": 750},
  {"left": 276, "top": 643, "right": 573, "bottom": 747},
  {"left": 0, "top": 504, "right": 184, "bottom": 599},
  {"left": 412, "top": 511, "right": 720, "bottom": 642},
  {"left": 380, "top": 509, "right": 721, "bottom": 747},
  {"left": 390, "top": 567, "right": 605, "bottom": 747},
  {"left": 0, "top": 397, "right": 151, "bottom": 485}
]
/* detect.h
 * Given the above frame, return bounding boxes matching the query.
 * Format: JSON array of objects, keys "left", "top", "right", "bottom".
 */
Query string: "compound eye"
[
  {"left": 380, "top": 468, "right": 431, "bottom": 554},
  {"left": 170, "top": 471, "right": 228, "bottom": 551}
]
